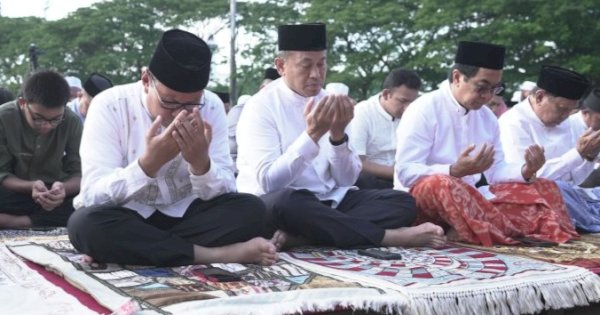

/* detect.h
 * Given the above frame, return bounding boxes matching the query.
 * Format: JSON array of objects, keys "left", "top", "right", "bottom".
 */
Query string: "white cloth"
[
  {"left": 227, "top": 95, "right": 252, "bottom": 164},
  {"left": 236, "top": 79, "right": 361, "bottom": 207},
  {"left": 498, "top": 99, "right": 594, "bottom": 185},
  {"left": 66, "top": 99, "right": 85, "bottom": 123},
  {"left": 394, "top": 81, "right": 525, "bottom": 191},
  {"left": 350, "top": 93, "right": 398, "bottom": 166},
  {"left": 73, "top": 82, "right": 236, "bottom": 218}
]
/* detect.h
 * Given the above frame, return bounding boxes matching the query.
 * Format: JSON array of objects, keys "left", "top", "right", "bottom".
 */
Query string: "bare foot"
[
  {"left": 194, "top": 237, "right": 278, "bottom": 266},
  {"left": 80, "top": 254, "right": 94, "bottom": 264},
  {"left": 381, "top": 222, "right": 447, "bottom": 248},
  {"left": 270, "top": 230, "right": 287, "bottom": 251}
]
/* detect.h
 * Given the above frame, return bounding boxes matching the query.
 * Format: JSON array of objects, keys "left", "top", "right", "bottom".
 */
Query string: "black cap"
[
  {"left": 149, "top": 29, "right": 212, "bottom": 92},
  {"left": 83, "top": 73, "right": 113, "bottom": 97},
  {"left": 278, "top": 23, "right": 326, "bottom": 51},
  {"left": 264, "top": 67, "right": 280, "bottom": 80},
  {"left": 537, "top": 65, "right": 590, "bottom": 100},
  {"left": 583, "top": 88, "right": 600, "bottom": 112},
  {"left": 455, "top": 41, "right": 505, "bottom": 70}
]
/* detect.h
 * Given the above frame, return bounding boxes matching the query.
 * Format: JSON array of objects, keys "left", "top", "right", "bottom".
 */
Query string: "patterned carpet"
[
  {"left": 6, "top": 237, "right": 600, "bottom": 315},
  {"left": 458, "top": 234, "right": 600, "bottom": 274}
]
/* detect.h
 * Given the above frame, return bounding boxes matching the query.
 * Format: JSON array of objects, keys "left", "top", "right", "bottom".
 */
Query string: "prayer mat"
[
  {"left": 457, "top": 234, "right": 600, "bottom": 274},
  {"left": 280, "top": 246, "right": 600, "bottom": 315},
  {"left": 7, "top": 238, "right": 409, "bottom": 315}
]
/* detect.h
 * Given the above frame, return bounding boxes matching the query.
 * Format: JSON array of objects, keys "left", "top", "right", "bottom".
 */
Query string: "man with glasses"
[
  {"left": 68, "top": 29, "right": 277, "bottom": 267},
  {"left": 350, "top": 68, "right": 422, "bottom": 189},
  {"left": 0, "top": 70, "right": 81, "bottom": 228},
  {"left": 394, "top": 41, "right": 578, "bottom": 246},
  {"left": 499, "top": 66, "right": 600, "bottom": 232}
]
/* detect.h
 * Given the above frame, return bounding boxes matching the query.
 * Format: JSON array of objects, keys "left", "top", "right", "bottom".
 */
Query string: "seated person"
[
  {"left": 0, "top": 70, "right": 82, "bottom": 228},
  {"left": 395, "top": 41, "right": 578, "bottom": 246},
  {"left": 573, "top": 88, "right": 600, "bottom": 188},
  {"left": 499, "top": 74, "right": 600, "bottom": 233},
  {"left": 236, "top": 23, "right": 445, "bottom": 250},
  {"left": 484, "top": 84, "right": 508, "bottom": 118},
  {"left": 67, "top": 73, "right": 113, "bottom": 123},
  {"left": 68, "top": 29, "right": 277, "bottom": 267},
  {"left": 350, "top": 69, "right": 421, "bottom": 189}
]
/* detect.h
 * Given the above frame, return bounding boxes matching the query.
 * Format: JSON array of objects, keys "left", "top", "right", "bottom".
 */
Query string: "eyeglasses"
[
  {"left": 469, "top": 81, "right": 504, "bottom": 96},
  {"left": 26, "top": 104, "right": 64, "bottom": 127},
  {"left": 150, "top": 78, "right": 205, "bottom": 110}
]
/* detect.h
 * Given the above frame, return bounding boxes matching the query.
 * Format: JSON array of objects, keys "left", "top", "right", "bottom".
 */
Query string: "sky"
[{"left": 1, "top": 0, "right": 102, "bottom": 20}]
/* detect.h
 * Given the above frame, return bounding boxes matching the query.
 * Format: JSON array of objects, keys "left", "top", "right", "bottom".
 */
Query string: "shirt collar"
[
  {"left": 442, "top": 80, "right": 469, "bottom": 115},
  {"left": 374, "top": 93, "right": 395, "bottom": 121}
]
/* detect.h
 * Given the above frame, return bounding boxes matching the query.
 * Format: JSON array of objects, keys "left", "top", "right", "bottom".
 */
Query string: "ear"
[
  {"left": 141, "top": 69, "right": 151, "bottom": 92},
  {"left": 381, "top": 88, "right": 391, "bottom": 100},
  {"left": 274, "top": 57, "right": 285, "bottom": 76},
  {"left": 451, "top": 69, "right": 462, "bottom": 85},
  {"left": 17, "top": 97, "right": 26, "bottom": 107},
  {"left": 534, "top": 89, "right": 545, "bottom": 105}
]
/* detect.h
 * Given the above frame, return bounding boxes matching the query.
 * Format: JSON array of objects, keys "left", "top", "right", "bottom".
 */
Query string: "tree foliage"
[{"left": 0, "top": 0, "right": 598, "bottom": 100}]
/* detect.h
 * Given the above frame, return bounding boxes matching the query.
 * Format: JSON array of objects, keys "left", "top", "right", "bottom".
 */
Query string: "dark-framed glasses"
[
  {"left": 26, "top": 104, "right": 64, "bottom": 127},
  {"left": 150, "top": 78, "right": 205, "bottom": 110},
  {"left": 471, "top": 82, "right": 504, "bottom": 96}
]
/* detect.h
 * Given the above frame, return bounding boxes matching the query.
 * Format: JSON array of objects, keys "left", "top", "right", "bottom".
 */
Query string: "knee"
[
  {"left": 233, "top": 193, "right": 267, "bottom": 223},
  {"left": 67, "top": 206, "right": 108, "bottom": 252}
]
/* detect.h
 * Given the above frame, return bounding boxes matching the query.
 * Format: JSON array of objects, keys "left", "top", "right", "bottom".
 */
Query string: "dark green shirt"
[{"left": 0, "top": 101, "right": 82, "bottom": 184}]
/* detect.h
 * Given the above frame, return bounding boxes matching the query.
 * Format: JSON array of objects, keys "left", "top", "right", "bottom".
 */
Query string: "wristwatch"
[{"left": 329, "top": 134, "right": 349, "bottom": 146}]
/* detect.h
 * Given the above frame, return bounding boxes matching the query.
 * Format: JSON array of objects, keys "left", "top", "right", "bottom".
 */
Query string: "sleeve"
[
  {"left": 0, "top": 120, "right": 12, "bottom": 183},
  {"left": 349, "top": 105, "right": 369, "bottom": 156},
  {"left": 77, "top": 93, "right": 155, "bottom": 207},
  {"left": 394, "top": 101, "right": 451, "bottom": 188},
  {"left": 189, "top": 96, "right": 237, "bottom": 199},
  {"left": 484, "top": 119, "right": 526, "bottom": 184},
  {"left": 498, "top": 113, "right": 591, "bottom": 184},
  {"left": 61, "top": 115, "right": 83, "bottom": 178},
  {"left": 237, "top": 100, "right": 320, "bottom": 194},
  {"left": 327, "top": 137, "right": 362, "bottom": 186}
]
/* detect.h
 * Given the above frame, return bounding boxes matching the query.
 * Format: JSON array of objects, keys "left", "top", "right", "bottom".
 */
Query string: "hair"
[
  {"left": 22, "top": 70, "right": 70, "bottom": 108},
  {"left": 447, "top": 63, "right": 480, "bottom": 82},
  {"left": 382, "top": 69, "right": 422, "bottom": 90},
  {"left": 0, "top": 87, "right": 14, "bottom": 104}
]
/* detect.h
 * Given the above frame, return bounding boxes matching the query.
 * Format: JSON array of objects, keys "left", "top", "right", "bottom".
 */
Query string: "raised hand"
[
  {"left": 139, "top": 115, "right": 181, "bottom": 177},
  {"left": 329, "top": 95, "right": 354, "bottom": 141},
  {"left": 450, "top": 143, "right": 495, "bottom": 178},
  {"left": 521, "top": 144, "right": 545, "bottom": 180},
  {"left": 172, "top": 107, "right": 211, "bottom": 175},
  {"left": 304, "top": 95, "right": 336, "bottom": 143},
  {"left": 576, "top": 128, "right": 600, "bottom": 161}
]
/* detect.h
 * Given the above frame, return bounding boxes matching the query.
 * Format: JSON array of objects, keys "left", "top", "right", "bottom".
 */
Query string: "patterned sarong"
[{"left": 411, "top": 175, "right": 578, "bottom": 246}]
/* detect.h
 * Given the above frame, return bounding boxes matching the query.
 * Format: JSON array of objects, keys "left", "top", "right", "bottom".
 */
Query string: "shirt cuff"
[
  {"left": 189, "top": 158, "right": 218, "bottom": 184},
  {"left": 290, "top": 132, "right": 320, "bottom": 161},
  {"left": 565, "top": 148, "right": 588, "bottom": 168}
]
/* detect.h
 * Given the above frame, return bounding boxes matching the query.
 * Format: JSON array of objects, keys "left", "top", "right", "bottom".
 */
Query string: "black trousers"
[
  {"left": 0, "top": 186, "right": 74, "bottom": 227},
  {"left": 67, "top": 193, "right": 267, "bottom": 266},
  {"left": 261, "top": 188, "right": 416, "bottom": 248},
  {"left": 354, "top": 172, "right": 394, "bottom": 189}
]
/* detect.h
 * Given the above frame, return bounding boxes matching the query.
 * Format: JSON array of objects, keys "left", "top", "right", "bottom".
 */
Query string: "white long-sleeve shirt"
[
  {"left": 498, "top": 99, "right": 594, "bottom": 185},
  {"left": 73, "top": 82, "right": 236, "bottom": 218},
  {"left": 350, "top": 93, "right": 399, "bottom": 166},
  {"left": 236, "top": 79, "right": 361, "bottom": 207},
  {"left": 394, "top": 81, "right": 525, "bottom": 191}
]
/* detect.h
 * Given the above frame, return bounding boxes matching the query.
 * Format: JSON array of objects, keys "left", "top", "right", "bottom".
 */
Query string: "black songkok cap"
[
  {"left": 215, "top": 91, "right": 230, "bottom": 103},
  {"left": 582, "top": 88, "right": 600, "bottom": 112},
  {"left": 454, "top": 41, "right": 505, "bottom": 70},
  {"left": 537, "top": 65, "right": 590, "bottom": 100},
  {"left": 278, "top": 23, "right": 326, "bottom": 51},
  {"left": 264, "top": 67, "right": 280, "bottom": 80},
  {"left": 83, "top": 73, "right": 113, "bottom": 97},
  {"left": 149, "top": 29, "right": 212, "bottom": 92}
]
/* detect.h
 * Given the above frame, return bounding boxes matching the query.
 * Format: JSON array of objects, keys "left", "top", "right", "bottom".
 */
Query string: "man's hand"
[
  {"left": 172, "top": 107, "right": 211, "bottom": 175},
  {"left": 450, "top": 144, "right": 495, "bottom": 178},
  {"left": 138, "top": 115, "right": 181, "bottom": 177},
  {"left": 521, "top": 144, "right": 545, "bottom": 180},
  {"left": 329, "top": 95, "right": 354, "bottom": 141},
  {"left": 304, "top": 95, "right": 336, "bottom": 143},
  {"left": 31, "top": 180, "right": 64, "bottom": 211},
  {"left": 576, "top": 128, "right": 600, "bottom": 161}
]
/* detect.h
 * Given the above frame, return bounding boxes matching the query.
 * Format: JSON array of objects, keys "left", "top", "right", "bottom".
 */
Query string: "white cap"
[
  {"left": 519, "top": 80, "right": 536, "bottom": 91},
  {"left": 511, "top": 91, "right": 522, "bottom": 102},
  {"left": 325, "top": 82, "right": 349, "bottom": 96},
  {"left": 237, "top": 94, "right": 251, "bottom": 105},
  {"left": 65, "top": 76, "right": 82, "bottom": 89}
]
